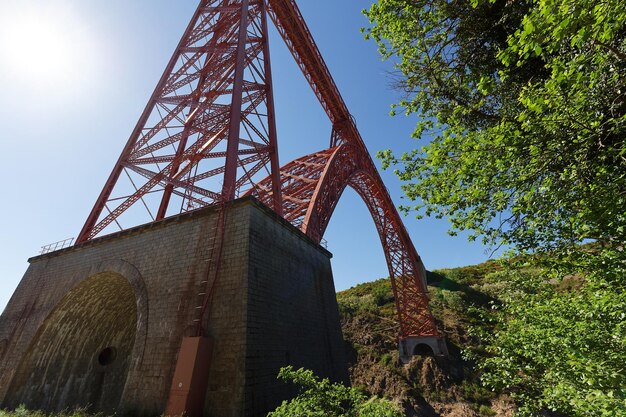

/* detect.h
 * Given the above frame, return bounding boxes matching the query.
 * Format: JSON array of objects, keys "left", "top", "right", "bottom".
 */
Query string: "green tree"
[
  {"left": 364, "top": 0, "right": 626, "bottom": 414},
  {"left": 479, "top": 272, "right": 626, "bottom": 416},
  {"left": 364, "top": 0, "right": 626, "bottom": 282},
  {"left": 267, "top": 366, "right": 402, "bottom": 417}
]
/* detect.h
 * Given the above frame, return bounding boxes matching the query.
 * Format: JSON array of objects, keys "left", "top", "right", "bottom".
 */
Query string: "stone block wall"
[
  {"left": 0, "top": 197, "right": 347, "bottom": 416},
  {"left": 243, "top": 203, "right": 348, "bottom": 416}
]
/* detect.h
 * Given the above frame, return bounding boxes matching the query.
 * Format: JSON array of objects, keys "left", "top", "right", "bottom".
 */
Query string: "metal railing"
[{"left": 40, "top": 237, "right": 74, "bottom": 255}]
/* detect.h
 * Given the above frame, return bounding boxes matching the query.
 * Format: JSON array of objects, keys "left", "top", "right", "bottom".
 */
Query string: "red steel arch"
[{"left": 250, "top": 143, "right": 441, "bottom": 342}]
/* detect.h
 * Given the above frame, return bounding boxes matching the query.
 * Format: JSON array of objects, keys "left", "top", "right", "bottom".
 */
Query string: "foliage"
[
  {"left": 337, "top": 263, "right": 504, "bottom": 413},
  {"left": 337, "top": 278, "right": 397, "bottom": 319},
  {"left": 371, "top": 281, "right": 394, "bottom": 306},
  {"left": 461, "top": 267, "right": 626, "bottom": 416},
  {"left": 364, "top": 0, "right": 626, "bottom": 414},
  {"left": 267, "top": 366, "right": 402, "bottom": 417},
  {"left": 0, "top": 406, "right": 94, "bottom": 417},
  {"left": 364, "top": 0, "right": 626, "bottom": 282},
  {"left": 338, "top": 278, "right": 394, "bottom": 300},
  {"left": 340, "top": 262, "right": 626, "bottom": 416},
  {"left": 480, "top": 276, "right": 626, "bottom": 417}
]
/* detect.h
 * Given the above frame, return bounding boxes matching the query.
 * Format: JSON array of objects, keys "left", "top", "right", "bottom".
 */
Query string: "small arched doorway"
[
  {"left": 413, "top": 343, "right": 435, "bottom": 357},
  {"left": 5, "top": 272, "right": 137, "bottom": 413}
]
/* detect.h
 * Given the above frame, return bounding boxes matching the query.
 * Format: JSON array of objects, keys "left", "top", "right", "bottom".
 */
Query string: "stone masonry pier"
[{"left": 0, "top": 197, "right": 348, "bottom": 416}]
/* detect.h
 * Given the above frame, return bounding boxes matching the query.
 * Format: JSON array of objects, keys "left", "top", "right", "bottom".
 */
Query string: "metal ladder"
[{"left": 191, "top": 201, "right": 228, "bottom": 336}]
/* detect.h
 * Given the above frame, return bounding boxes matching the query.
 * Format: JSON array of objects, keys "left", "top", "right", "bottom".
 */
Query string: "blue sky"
[{"left": 0, "top": 0, "right": 495, "bottom": 311}]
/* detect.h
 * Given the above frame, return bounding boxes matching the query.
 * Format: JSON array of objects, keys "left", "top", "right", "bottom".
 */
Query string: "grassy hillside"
[
  {"left": 337, "top": 261, "right": 519, "bottom": 417},
  {"left": 338, "top": 256, "right": 626, "bottom": 417}
]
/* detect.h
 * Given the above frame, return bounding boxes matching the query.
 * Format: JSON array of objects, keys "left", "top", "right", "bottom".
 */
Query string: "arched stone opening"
[
  {"left": 399, "top": 336, "right": 448, "bottom": 363},
  {"left": 4, "top": 272, "right": 137, "bottom": 413},
  {"left": 413, "top": 343, "right": 435, "bottom": 357}
]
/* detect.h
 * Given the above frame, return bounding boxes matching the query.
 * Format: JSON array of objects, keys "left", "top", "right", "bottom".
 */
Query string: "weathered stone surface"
[
  {"left": 0, "top": 197, "right": 347, "bottom": 416},
  {"left": 5, "top": 272, "right": 137, "bottom": 413}
]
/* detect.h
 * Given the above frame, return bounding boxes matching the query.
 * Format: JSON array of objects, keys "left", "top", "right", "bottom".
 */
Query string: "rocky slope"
[{"left": 337, "top": 261, "right": 518, "bottom": 417}]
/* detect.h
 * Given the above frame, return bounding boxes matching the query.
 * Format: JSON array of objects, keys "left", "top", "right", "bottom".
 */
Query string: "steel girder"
[
  {"left": 250, "top": 143, "right": 440, "bottom": 339},
  {"left": 77, "top": 0, "right": 282, "bottom": 243}
]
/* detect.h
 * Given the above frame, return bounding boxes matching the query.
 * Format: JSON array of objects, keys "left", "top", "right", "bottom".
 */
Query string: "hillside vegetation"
[
  {"left": 337, "top": 260, "right": 626, "bottom": 417},
  {"left": 361, "top": 1, "right": 626, "bottom": 413}
]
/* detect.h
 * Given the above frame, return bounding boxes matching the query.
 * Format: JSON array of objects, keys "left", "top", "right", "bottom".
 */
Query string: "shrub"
[{"left": 267, "top": 366, "right": 402, "bottom": 417}]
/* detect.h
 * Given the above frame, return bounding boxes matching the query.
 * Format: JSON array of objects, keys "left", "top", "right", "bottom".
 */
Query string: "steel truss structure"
[{"left": 77, "top": 0, "right": 445, "bottom": 355}]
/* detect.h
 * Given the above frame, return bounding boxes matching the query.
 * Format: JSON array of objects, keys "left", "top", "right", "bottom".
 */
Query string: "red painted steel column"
[
  {"left": 261, "top": 0, "right": 283, "bottom": 216},
  {"left": 156, "top": 131, "right": 191, "bottom": 221},
  {"left": 222, "top": 0, "right": 250, "bottom": 200}
]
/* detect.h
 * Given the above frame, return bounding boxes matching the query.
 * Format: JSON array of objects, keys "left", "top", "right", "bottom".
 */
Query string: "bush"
[
  {"left": 481, "top": 283, "right": 626, "bottom": 417},
  {"left": 267, "top": 366, "right": 402, "bottom": 417},
  {"left": 371, "top": 284, "right": 393, "bottom": 307}
]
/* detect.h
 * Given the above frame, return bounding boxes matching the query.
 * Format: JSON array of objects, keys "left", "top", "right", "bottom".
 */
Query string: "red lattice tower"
[{"left": 77, "top": 0, "right": 447, "bottom": 358}]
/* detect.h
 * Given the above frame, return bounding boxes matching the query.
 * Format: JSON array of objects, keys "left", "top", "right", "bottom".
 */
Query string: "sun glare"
[
  {"left": 2, "top": 15, "right": 72, "bottom": 79},
  {"left": 0, "top": 2, "right": 97, "bottom": 91}
]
